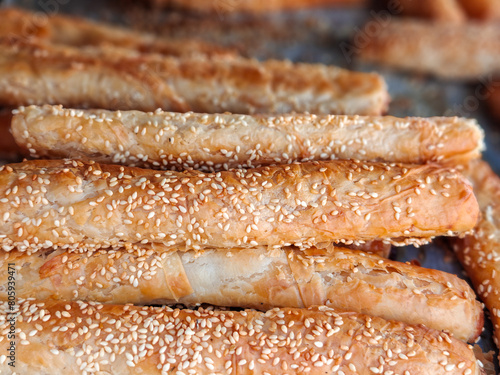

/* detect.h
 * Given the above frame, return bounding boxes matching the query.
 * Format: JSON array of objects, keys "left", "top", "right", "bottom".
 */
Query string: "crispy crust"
[
  {"left": 0, "top": 8, "right": 234, "bottom": 58},
  {"left": 398, "top": 0, "right": 466, "bottom": 23},
  {"left": 0, "top": 246, "right": 482, "bottom": 342},
  {"left": 0, "top": 38, "right": 389, "bottom": 115},
  {"left": 0, "top": 159, "right": 479, "bottom": 251},
  {"left": 12, "top": 105, "right": 484, "bottom": 171},
  {"left": 147, "top": 0, "right": 367, "bottom": 13},
  {"left": 0, "top": 300, "right": 482, "bottom": 374},
  {"left": 452, "top": 160, "right": 500, "bottom": 358},
  {"left": 358, "top": 19, "right": 500, "bottom": 80}
]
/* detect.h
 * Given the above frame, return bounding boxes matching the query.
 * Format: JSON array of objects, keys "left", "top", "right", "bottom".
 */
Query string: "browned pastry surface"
[
  {"left": 146, "top": 0, "right": 366, "bottom": 13},
  {"left": 458, "top": 0, "right": 500, "bottom": 20},
  {"left": 0, "top": 7, "right": 234, "bottom": 58},
  {"left": 0, "top": 38, "right": 389, "bottom": 115},
  {"left": 398, "top": 0, "right": 466, "bottom": 23},
  {"left": 358, "top": 19, "right": 500, "bottom": 80},
  {"left": 452, "top": 160, "right": 500, "bottom": 359},
  {"left": 12, "top": 105, "right": 484, "bottom": 171},
  {"left": 0, "top": 159, "right": 479, "bottom": 252},
  {"left": 0, "top": 300, "right": 483, "bottom": 374},
  {"left": 0, "top": 246, "right": 482, "bottom": 342}
]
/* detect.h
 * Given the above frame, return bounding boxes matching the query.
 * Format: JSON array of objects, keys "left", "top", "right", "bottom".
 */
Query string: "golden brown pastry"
[
  {"left": 357, "top": 19, "right": 500, "bottom": 80},
  {"left": 146, "top": 0, "right": 366, "bottom": 13},
  {"left": 0, "top": 159, "right": 479, "bottom": 252},
  {"left": 452, "top": 160, "right": 500, "bottom": 358},
  {"left": 398, "top": 0, "right": 466, "bottom": 23},
  {"left": 0, "top": 7, "right": 233, "bottom": 58},
  {"left": 0, "top": 246, "right": 482, "bottom": 342},
  {"left": 458, "top": 0, "right": 500, "bottom": 20},
  {"left": 12, "top": 105, "right": 484, "bottom": 171},
  {"left": 0, "top": 38, "right": 389, "bottom": 115},
  {"left": 0, "top": 300, "right": 483, "bottom": 374}
]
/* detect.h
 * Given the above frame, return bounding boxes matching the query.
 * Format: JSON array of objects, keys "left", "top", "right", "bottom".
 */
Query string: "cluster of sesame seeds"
[
  {"left": 14, "top": 105, "right": 483, "bottom": 172},
  {"left": 452, "top": 164, "right": 500, "bottom": 349},
  {"left": 29, "top": 247, "right": 183, "bottom": 302},
  {"left": 0, "top": 300, "right": 478, "bottom": 374},
  {"left": 0, "top": 158, "right": 473, "bottom": 254}
]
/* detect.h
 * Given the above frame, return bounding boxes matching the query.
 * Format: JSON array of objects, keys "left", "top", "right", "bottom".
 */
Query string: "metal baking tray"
[{"left": 1, "top": 0, "right": 498, "bottom": 369}]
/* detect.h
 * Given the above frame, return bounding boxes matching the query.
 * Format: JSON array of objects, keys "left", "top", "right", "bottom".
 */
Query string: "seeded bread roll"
[
  {"left": 452, "top": 160, "right": 500, "bottom": 358},
  {"left": 0, "top": 246, "right": 482, "bottom": 342},
  {"left": 0, "top": 38, "right": 389, "bottom": 115},
  {"left": 0, "top": 159, "right": 479, "bottom": 252},
  {"left": 0, "top": 300, "right": 483, "bottom": 374},
  {"left": 146, "top": 0, "right": 366, "bottom": 13},
  {"left": 0, "top": 8, "right": 233, "bottom": 58},
  {"left": 357, "top": 19, "right": 500, "bottom": 80},
  {"left": 12, "top": 105, "right": 484, "bottom": 171}
]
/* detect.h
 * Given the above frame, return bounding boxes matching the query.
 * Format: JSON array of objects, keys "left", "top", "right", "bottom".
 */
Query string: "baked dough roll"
[
  {"left": 12, "top": 105, "right": 484, "bottom": 171},
  {"left": 0, "top": 300, "right": 483, "bottom": 375},
  {"left": 0, "top": 8, "right": 233, "bottom": 58},
  {"left": 0, "top": 38, "right": 389, "bottom": 115},
  {"left": 452, "top": 160, "right": 500, "bottom": 357},
  {"left": 146, "top": 0, "right": 366, "bottom": 13},
  {"left": 0, "top": 246, "right": 483, "bottom": 342},
  {"left": 0, "top": 159, "right": 479, "bottom": 252},
  {"left": 357, "top": 19, "right": 500, "bottom": 80}
]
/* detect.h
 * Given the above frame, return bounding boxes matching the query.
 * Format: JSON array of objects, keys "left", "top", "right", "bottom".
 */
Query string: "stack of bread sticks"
[{"left": 0, "top": 6, "right": 495, "bottom": 375}]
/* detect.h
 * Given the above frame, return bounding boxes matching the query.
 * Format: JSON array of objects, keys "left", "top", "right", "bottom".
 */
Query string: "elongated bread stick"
[
  {"left": 0, "top": 8, "right": 233, "bottom": 58},
  {"left": 12, "top": 105, "right": 484, "bottom": 171},
  {"left": 0, "top": 300, "right": 483, "bottom": 374},
  {"left": 0, "top": 38, "right": 389, "bottom": 115},
  {"left": 0, "top": 159, "right": 479, "bottom": 252},
  {"left": 0, "top": 246, "right": 482, "bottom": 341},
  {"left": 452, "top": 160, "right": 500, "bottom": 358},
  {"left": 146, "top": 0, "right": 366, "bottom": 13},
  {"left": 358, "top": 19, "right": 500, "bottom": 80}
]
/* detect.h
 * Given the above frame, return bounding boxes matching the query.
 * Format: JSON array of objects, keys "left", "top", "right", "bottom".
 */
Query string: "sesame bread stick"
[
  {"left": 0, "top": 8, "right": 234, "bottom": 58},
  {"left": 398, "top": 0, "right": 466, "bottom": 23},
  {"left": 12, "top": 105, "right": 484, "bottom": 171},
  {"left": 358, "top": 19, "right": 500, "bottom": 80},
  {"left": 0, "top": 246, "right": 483, "bottom": 342},
  {"left": 452, "top": 160, "right": 500, "bottom": 358},
  {"left": 146, "top": 0, "right": 366, "bottom": 13},
  {"left": 0, "top": 159, "right": 479, "bottom": 252},
  {"left": 0, "top": 300, "right": 483, "bottom": 375},
  {"left": 0, "top": 38, "right": 389, "bottom": 115}
]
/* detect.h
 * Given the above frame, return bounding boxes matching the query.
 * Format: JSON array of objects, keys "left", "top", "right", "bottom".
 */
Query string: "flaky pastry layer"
[
  {"left": 0, "top": 159, "right": 479, "bottom": 252},
  {"left": 12, "top": 105, "right": 484, "bottom": 171}
]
